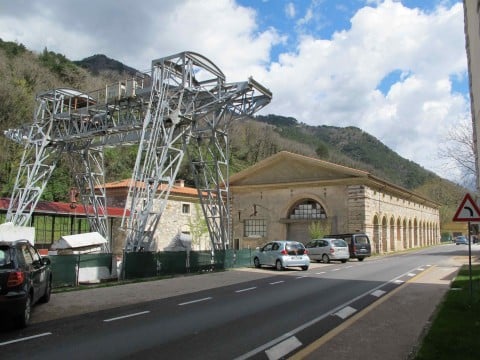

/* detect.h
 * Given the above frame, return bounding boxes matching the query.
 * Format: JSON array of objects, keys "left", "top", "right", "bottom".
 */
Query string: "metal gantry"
[{"left": 3, "top": 51, "right": 272, "bottom": 252}]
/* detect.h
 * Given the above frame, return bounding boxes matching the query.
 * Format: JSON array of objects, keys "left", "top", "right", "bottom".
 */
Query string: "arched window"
[{"left": 289, "top": 200, "right": 327, "bottom": 219}]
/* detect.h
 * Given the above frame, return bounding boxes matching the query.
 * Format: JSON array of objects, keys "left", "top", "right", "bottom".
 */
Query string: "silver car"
[
  {"left": 305, "top": 238, "right": 349, "bottom": 263},
  {"left": 253, "top": 241, "right": 310, "bottom": 271}
]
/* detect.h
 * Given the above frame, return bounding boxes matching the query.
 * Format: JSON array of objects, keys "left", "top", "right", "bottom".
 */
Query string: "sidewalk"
[{"left": 293, "top": 256, "right": 465, "bottom": 360}]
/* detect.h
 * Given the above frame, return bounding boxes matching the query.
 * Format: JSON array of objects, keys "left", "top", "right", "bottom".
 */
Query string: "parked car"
[
  {"left": 253, "top": 240, "right": 310, "bottom": 271},
  {"left": 305, "top": 238, "right": 349, "bottom": 263},
  {"left": 455, "top": 236, "right": 469, "bottom": 245},
  {"left": 0, "top": 239, "right": 52, "bottom": 328},
  {"left": 326, "top": 233, "right": 371, "bottom": 261}
]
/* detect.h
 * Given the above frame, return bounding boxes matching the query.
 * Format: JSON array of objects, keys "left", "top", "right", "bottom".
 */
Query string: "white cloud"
[
  {"left": 263, "top": 0, "right": 469, "bottom": 179},
  {"left": 285, "top": 3, "right": 296, "bottom": 18},
  {"left": 0, "top": 0, "right": 470, "bottom": 182}
]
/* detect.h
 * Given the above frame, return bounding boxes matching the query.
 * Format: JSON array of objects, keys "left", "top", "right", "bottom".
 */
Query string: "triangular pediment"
[{"left": 229, "top": 151, "right": 368, "bottom": 186}]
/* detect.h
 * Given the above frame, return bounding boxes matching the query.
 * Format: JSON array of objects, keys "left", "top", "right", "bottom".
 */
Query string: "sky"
[{"left": 0, "top": 0, "right": 470, "bottom": 183}]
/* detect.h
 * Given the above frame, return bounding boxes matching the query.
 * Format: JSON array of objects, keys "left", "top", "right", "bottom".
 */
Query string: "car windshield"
[
  {"left": 332, "top": 239, "right": 347, "bottom": 247},
  {"left": 0, "top": 246, "right": 13, "bottom": 269},
  {"left": 285, "top": 242, "right": 305, "bottom": 255}
]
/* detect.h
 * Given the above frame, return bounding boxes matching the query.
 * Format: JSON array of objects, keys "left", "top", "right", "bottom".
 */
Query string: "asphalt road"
[{"left": 0, "top": 244, "right": 474, "bottom": 359}]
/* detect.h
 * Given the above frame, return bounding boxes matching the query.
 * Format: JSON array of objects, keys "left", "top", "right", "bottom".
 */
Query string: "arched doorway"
[{"left": 286, "top": 199, "right": 327, "bottom": 243}]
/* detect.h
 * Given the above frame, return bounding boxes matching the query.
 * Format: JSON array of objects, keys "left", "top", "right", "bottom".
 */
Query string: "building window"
[
  {"left": 289, "top": 200, "right": 326, "bottom": 219},
  {"left": 244, "top": 219, "right": 266, "bottom": 237},
  {"left": 182, "top": 203, "right": 191, "bottom": 215}
]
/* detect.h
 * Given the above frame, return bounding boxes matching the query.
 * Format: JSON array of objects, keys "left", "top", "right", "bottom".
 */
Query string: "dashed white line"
[
  {"left": 316, "top": 272, "right": 326, "bottom": 275},
  {"left": 394, "top": 279, "right": 405, "bottom": 284},
  {"left": 331, "top": 268, "right": 340, "bottom": 271},
  {"left": 295, "top": 276, "right": 308, "bottom": 279},
  {"left": 345, "top": 265, "right": 353, "bottom": 269},
  {"left": 0, "top": 332, "right": 52, "bottom": 346},
  {"left": 407, "top": 273, "right": 416, "bottom": 277},
  {"left": 269, "top": 281, "right": 285, "bottom": 285},
  {"left": 178, "top": 297, "right": 213, "bottom": 306},
  {"left": 104, "top": 311, "right": 150, "bottom": 322},
  {"left": 265, "top": 336, "right": 302, "bottom": 360},
  {"left": 235, "top": 286, "right": 257, "bottom": 293},
  {"left": 334, "top": 306, "right": 357, "bottom": 319},
  {"left": 371, "top": 289, "right": 386, "bottom": 298}
]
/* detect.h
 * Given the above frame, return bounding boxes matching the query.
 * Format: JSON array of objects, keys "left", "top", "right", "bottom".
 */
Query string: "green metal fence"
[{"left": 49, "top": 249, "right": 254, "bottom": 287}]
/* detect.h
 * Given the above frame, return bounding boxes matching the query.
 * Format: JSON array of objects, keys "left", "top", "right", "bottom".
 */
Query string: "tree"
[
  {"left": 188, "top": 203, "right": 209, "bottom": 249},
  {"left": 438, "top": 118, "right": 476, "bottom": 189},
  {"left": 308, "top": 221, "right": 331, "bottom": 240}
]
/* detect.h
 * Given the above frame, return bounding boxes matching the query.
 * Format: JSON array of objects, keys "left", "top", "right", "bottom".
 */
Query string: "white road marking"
[
  {"left": 0, "top": 332, "right": 52, "bottom": 346},
  {"left": 345, "top": 265, "right": 353, "bottom": 268},
  {"left": 417, "top": 267, "right": 425, "bottom": 271},
  {"left": 331, "top": 268, "right": 340, "bottom": 271},
  {"left": 407, "top": 273, "right": 416, "bottom": 277},
  {"left": 234, "top": 265, "right": 422, "bottom": 360},
  {"left": 235, "top": 287, "right": 257, "bottom": 293},
  {"left": 394, "top": 279, "right": 405, "bottom": 284},
  {"left": 371, "top": 289, "right": 386, "bottom": 298},
  {"left": 334, "top": 306, "right": 357, "bottom": 319},
  {"left": 295, "top": 276, "right": 308, "bottom": 279},
  {"left": 269, "top": 281, "right": 285, "bottom": 285},
  {"left": 178, "top": 297, "right": 212, "bottom": 306},
  {"left": 315, "top": 272, "right": 326, "bottom": 275},
  {"left": 265, "top": 336, "right": 302, "bottom": 360},
  {"left": 104, "top": 311, "right": 150, "bottom": 322}
]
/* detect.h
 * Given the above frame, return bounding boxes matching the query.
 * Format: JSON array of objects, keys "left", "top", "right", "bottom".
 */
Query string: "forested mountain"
[{"left": 0, "top": 39, "right": 466, "bottom": 226}]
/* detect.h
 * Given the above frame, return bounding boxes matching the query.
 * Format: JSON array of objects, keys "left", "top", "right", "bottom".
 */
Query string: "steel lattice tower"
[{"left": 4, "top": 51, "right": 272, "bottom": 252}]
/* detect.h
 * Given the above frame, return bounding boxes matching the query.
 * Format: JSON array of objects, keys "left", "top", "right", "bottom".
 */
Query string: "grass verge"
[{"left": 415, "top": 264, "right": 480, "bottom": 360}]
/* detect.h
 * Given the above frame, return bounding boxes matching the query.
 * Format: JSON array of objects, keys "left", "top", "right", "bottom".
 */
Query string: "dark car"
[
  {"left": 325, "top": 233, "right": 372, "bottom": 261},
  {"left": 0, "top": 239, "right": 52, "bottom": 328}
]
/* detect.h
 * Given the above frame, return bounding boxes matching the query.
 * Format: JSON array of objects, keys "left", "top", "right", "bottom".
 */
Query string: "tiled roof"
[
  {"left": 0, "top": 198, "right": 127, "bottom": 218},
  {"left": 103, "top": 179, "right": 200, "bottom": 197}
]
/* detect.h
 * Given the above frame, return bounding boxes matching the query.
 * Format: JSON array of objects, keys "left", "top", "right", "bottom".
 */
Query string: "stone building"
[
  {"left": 229, "top": 151, "right": 440, "bottom": 254},
  {"left": 103, "top": 179, "right": 210, "bottom": 253}
]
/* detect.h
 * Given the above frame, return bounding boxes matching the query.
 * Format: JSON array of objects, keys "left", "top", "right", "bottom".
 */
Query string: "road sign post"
[{"left": 452, "top": 193, "right": 479, "bottom": 302}]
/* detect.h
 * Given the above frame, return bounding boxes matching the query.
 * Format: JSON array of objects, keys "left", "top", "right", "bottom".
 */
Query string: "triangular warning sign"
[{"left": 453, "top": 193, "right": 480, "bottom": 221}]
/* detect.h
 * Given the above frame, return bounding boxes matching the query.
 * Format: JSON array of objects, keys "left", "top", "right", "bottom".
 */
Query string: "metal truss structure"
[{"left": 4, "top": 51, "right": 272, "bottom": 252}]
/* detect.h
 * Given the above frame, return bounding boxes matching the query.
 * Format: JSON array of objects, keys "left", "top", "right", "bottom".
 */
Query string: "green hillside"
[{"left": 0, "top": 39, "right": 466, "bottom": 227}]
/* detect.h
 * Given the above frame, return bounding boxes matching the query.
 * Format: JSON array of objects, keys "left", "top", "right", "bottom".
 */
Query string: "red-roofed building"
[
  {"left": 0, "top": 198, "right": 126, "bottom": 250},
  {"left": 0, "top": 179, "right": 210, "bottom": 254},
  {"left": 102, "top": 179, "right": 210, "bottom": 253}
]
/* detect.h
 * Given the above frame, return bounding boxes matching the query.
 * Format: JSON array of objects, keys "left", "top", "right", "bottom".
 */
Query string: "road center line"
[
  {"left": 0, "top": 332, "right": 52, "bottom": 346},
  {"left": 269, "top": 281, "right": 285, "bottom": 285},
  {"left": 236, "top": 287, "right": 257, "bottom": 293},
  {"left": 104, "top": 311, "right": 150, "bottom": 322},
  {"left": 178, "top": 297, "right": 212, "bottom": 306}
]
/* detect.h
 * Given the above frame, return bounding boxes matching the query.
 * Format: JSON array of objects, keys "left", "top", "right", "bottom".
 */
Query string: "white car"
[
  {"left": 253, "top": 241, "right": 310, "bottom": 271},
  {"left": 305, "top": 238, "right": 349, "bottom": 263}
]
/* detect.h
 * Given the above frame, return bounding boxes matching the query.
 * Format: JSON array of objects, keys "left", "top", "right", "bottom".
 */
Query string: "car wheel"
[
  {"left": 301, "top": 265, "right": 309, "bottom": 271},
  {"left": 275, "top": 260, "right": 284, "bottom": 271},
  {"left": 322, "top": 254, "right": 330, "bottom": 263},
  {"left": 39, "top": 277, "right": 52, "bottom": 303},
  {"left": 358, "top": 257, "right": 365, "bottom": 261},
  {"left": 341, "top": 259, "right": 347, "bottom": 263},
  {"left": 253, "top": 257, "right": 261, "bottom": 268},
  {"left": 17, "top": 294, "right": 32, "bottom": 328}
]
